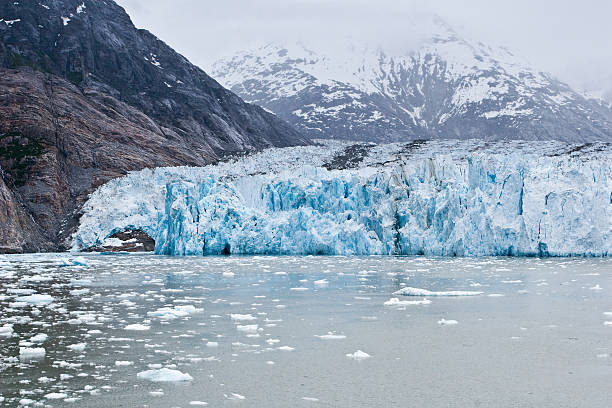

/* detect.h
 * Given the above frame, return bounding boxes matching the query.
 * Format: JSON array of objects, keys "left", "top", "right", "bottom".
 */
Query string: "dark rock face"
[
  {"left": 0, "top": 0, "right": 307, "bottom": 253},
  {"left": 85, "top": 229, "right": 155, "bottom": 252}
]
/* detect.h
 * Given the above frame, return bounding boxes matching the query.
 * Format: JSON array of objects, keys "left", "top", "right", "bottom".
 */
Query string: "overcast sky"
[{"left": 116, "top": 0, "right": 612, "bottom": 95}]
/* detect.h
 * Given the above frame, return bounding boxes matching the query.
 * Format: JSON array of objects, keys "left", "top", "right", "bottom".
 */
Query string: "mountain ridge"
[{"left": 211, "top": 23, "right": 612, "bottom": 143}]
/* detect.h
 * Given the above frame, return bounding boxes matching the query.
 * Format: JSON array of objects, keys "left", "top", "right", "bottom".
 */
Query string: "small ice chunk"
[
  {"left": 45, "top": 393, "right": 68, "bottom": 400},
  {"left": 15, "top": 294, "right": 54, "bottom": 304},
  {"left": 236, "top": 324, "right": 258, "bottom": 334},
  {"left": 346, "top": 350, "right": 371, "bottom": 360},
  {"left": 206, "top": 341, "right": 219, "bottom": 347},
  {"left": 230, "top": 314, "right": 256, "bottom": 321},
  {"left": 124, "top": 324, "right": 150, "bottom": 331},
  {"left": 438, "top": 319, "right": 459, "bottom": 326},
  {"left": 67, "top": 343, "right": 87, "bottom": 352},
  {"left": 30, "top": 333, "right": 48, "bottom": 343},
  {"left": 394, "top": 287, "right": 482, "bottom": 297},
  {"left": 384, "top": 297, "right": 431, "bottom": 307},
  {"left": 315, "top": 332, "right": 346, "bottom": 340},
  {"left": 224, "top": 393, "right": 246, "bottom": 400},
  {"left": 137, "top": 368, "right": 193, "bottom": 382},
  {"left": 115, "top": 361, "right": 134, "bottom": 366},
  {"left": 314, "top": 279, "right": 329, "bottom": 287},
  {"left": 190, "top": 402, "right": 209, "bottom": 406},
  {"left": 302, "top": 397, "right": 319, "bottom": 402},
  {"left": 19, "top": 347, "right": 46, "bottom": 359},
  {"left": 0, "top": 324, "right": 14, "bottom": 338},
  {"left": 277, "top": 346, "right": 295, "bottom": 351}
]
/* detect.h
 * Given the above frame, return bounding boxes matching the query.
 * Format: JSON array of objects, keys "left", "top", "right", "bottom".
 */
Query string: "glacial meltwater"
[{"left": 0, "top": 254, "right": 611, "bottom": 407}]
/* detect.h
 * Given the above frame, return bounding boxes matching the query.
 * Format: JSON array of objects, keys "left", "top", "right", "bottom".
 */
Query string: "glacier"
[{"left": 72, "top": 140, "right": 612, "bottom": 257}]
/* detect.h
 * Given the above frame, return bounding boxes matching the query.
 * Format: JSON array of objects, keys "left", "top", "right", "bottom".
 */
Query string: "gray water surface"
[{"left": 0, "top": 254, "right": 611, "bottom": 407}]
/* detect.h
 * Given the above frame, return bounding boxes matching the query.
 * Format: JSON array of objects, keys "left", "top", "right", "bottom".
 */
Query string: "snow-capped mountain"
[{"left": 211, "top": 22, "right": 612, "bottom": 143}]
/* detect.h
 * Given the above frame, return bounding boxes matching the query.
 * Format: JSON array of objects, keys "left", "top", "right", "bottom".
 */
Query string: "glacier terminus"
[{"left": 72, "top": 140, "right": 612, "bottom": 257}]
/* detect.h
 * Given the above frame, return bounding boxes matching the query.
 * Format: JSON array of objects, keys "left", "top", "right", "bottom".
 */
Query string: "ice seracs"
[{"left": 73, "top": 140, "right": 612, "bottom": 257}]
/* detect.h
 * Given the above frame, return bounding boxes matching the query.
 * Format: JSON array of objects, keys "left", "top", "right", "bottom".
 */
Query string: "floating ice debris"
[
  {"left": 384, "top": 297, "right": 431, "bottom": 307},
  {"left": 266, "top": 361, "right": 275, "bottom": 365},
  {"left": 45, "top": 393, "right": 68, "bottom": 400},
  {"left": 315, "top": 332, "right": 346, "bottom": 340},
  {"left": 124, "top": 324, "right": 150, "bottom": 331},
  {"left": 137, "top": 368, "right": 193, "bottom": 382},
  {"left": 15, "top": 294, "right": 54, "bottom": 304},
  {"left": 0, "top": 324, "right": 14, "bottom": 338},
  {"left": 596, "top": 353, "right": 610, "bottom": 359},
  {"left": 190, "top": 402, "right": 209, "bottom": 406},
  {"left": 148, "top": 305, "right": 202, "bottom": 320},
  {"left": 206, "top": 341, "right": 219, "bottom": 347},
  {"left": 70, "top": 289, "right": 90, "bottom": 296},
  {"left": 487, "top": 294, "right": 505, "bottom": 297},
  {"left": 501, "top": 280, "right": 523, "bottom": 284},
  {"left": 290, "top": 287, "right": 309, "bottom": 291},
  {"left": 302, "top": 397, "right": 320, "bottom": 402},
  {"left": 604, "top": 321, "right": 612, "bottom": 326},
  {"left": 67, "top": 343, "right": 87, "bottom": 352},
  {"left": 277, "top": 346, "right": 295, "bottom": 351},
  {"left": 224, "top": 393, "right": 246, "bottom": 401},
  {"left": 589, "top": 284, "right": 603, "bottom": 291},
  {"left": 394, "top": 287, "right": 483, "bottom": 297},
  {"left": 346, "top": 350, "right": 371, "bottom": 360},
  {"left": 314, "top": 279, "right": 329, "bottom": 287},
  {"left": 237, "top": 324, "right": 259, "bottom": 334},
  {"left": 30, "top": 333, "right": 47, "bottom": 343},
  {"left": 19, "top": 347, "right": 46, "bottom": 359},
  {"left": 59, "top": 257, "right": 88, "bottom": 267},
  {"left": 70, "top": 279, "right": 93, "bottom": 285},
  {"left": 230, "top": 314, "right": 257, "bottom": 321},
  {"left": 115, "top": 361, "right": 134, "bottom": 366},
  {"left": 438, "top": 319, "right": 459, "bottom": 326},
  {"left": 222, "top": 271, "right": 235, "bottom": 278}
]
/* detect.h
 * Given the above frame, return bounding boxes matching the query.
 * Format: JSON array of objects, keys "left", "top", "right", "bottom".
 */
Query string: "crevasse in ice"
[{"left": 72, "top": 141, "right": 612, "bottom": 257}]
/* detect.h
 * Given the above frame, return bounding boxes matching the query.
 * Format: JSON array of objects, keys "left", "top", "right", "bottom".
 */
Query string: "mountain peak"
[{"left": 211, "top": 21, "right": 612, "bottom": 143}]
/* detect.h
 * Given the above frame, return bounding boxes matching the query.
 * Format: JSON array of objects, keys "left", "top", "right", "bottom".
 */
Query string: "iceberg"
[
  {"left": 393, "top": 287, "right": 483, "bottom": 296},
  {"left": 137, "top": 368, "right": 193, "bottom": 382},
  {"left": 72, "top": 140, "right": 612, "bottom": 257}
]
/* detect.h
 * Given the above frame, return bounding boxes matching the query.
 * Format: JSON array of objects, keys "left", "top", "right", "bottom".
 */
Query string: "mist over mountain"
[{"left": 212, "top": 19, "right": 612, "bottom": 143}]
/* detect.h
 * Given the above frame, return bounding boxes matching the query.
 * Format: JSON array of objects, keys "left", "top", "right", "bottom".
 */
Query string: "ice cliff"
[{"left": 72, "top": 140, "right": 612, "bottom": 257}]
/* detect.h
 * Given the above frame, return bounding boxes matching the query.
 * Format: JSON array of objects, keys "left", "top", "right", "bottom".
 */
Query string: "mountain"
[
  {"left": 0, "top": 0, "right": 307, "bottom": 253},
  {"left": 211, "top": 22, "right": 612, "bottom": 143}
]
